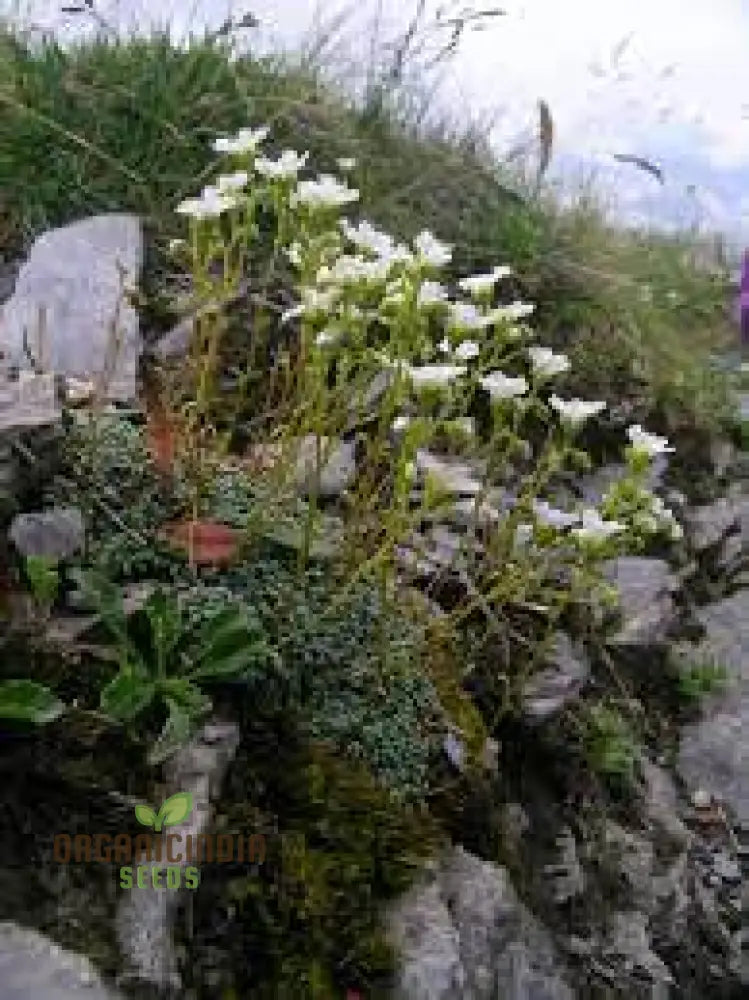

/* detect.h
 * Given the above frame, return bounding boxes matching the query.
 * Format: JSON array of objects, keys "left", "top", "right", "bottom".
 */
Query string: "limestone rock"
[
  {"left": 390, "top": 847, "right": 574, "bottom": 1000},
  {"left": 522, "top": 632, "right": 590, "bottom": 722},
  {"left": 9, "top": 507, "right": 84, "bottom": 560},
  {"left": 0, "top": 215, "right": 142, "bottom": 401},
  {"left": 678, "top": 589, "right": 749, "bottom": 826},
  {"left": 604, "top": 557, "right": 677, "bottom": 646},
  {"left": 0, "top": 922, "right": 120, "bottom": 999}
]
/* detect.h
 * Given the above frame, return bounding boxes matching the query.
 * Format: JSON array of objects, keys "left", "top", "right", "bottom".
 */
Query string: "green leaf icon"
[
  {"left": 154, "top": 791, "right": 192, "bottom": 832},
  {"left": 135, "top": 803, "right": 157, "bottom": 828}
]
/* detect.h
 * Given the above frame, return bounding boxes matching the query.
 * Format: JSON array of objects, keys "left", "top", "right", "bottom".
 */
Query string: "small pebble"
[{"left": 691, "top": 788, "right": 711, "bottom": 809}]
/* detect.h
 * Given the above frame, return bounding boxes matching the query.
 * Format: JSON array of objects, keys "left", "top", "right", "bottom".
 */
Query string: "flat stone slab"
[
  {"left": 678, "top": 589, "right": 749, "bottom": 826},
  {"left": 0, "top": 215, "right": 142, "bottom": 402},
  {"left": 0, "top": 922, "right": 120, "bottom": 999}
]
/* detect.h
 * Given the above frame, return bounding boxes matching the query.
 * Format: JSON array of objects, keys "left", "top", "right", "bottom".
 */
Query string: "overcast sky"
[{"left": 8, "top": 0, "right": 749, "bottom": 244}]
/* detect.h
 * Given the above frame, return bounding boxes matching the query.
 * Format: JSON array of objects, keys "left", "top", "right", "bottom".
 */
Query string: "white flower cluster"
[{"left": 173, "top": 122, "right": 686, "bottom": 564}]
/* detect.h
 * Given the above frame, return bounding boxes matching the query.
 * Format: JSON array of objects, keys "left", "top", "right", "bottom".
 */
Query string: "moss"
[
  {"left": 421, "top": 615, "right": 488, "bottom": 767},
  {"left": 181, "top": 724, "right": 442, "bottom": 998}
]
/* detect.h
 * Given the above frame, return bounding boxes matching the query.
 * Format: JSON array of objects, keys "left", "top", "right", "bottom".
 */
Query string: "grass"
[{"left": 0, "top": 22, "right": 737, "bottom": 450}]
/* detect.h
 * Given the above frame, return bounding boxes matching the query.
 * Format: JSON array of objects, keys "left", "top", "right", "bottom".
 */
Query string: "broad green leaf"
[
  {"left": 100, "top": 671, "right": 156, "bottom": 722},
  {"left": 188, "top": 644, "right": 274, "bottom": 681},
  {"left": 25, "top": 556, "right": 59, "bottom": 607},
  {"left": 161, "top": 678, "right": 212, "bottom": 716},
  {"left": 144, "top": 588, "right": 182, "bottom": 679},
  {"left": 155, "top": 791, "right": 193, "bottom": 831},
  {"left": 0, "top": 680, "right": 63, "bottom": 725},
  {"left": 134, "top": 803, "right": 157, "bottom": 827},
  {"left": 147, "top": 695, "right": 200, "bottom": 766},
  {"left": 69, "top": 569, "right": 137, "bottom": 668}
]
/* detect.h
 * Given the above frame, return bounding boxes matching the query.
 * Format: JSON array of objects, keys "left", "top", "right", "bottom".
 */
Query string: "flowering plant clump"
[{"left": 165, "top": 122, "right": 684, "bottom": 630}]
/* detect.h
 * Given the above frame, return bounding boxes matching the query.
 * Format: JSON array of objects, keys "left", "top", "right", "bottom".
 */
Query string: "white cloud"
[{"left": 8, "top": 0, "right": 749, "bottom": 235}]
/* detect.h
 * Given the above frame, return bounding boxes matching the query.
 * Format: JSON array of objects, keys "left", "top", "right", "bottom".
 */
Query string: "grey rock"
[
  {"left": 0, "top": 922, "right": 120, "bottom": 998},
  {"left": 0, "top": 215, "right": 142, "bottom": 401},
  {"left": 543, "top": 828, "right": 586, "bottom": 904},
  {"left": 390, "top": 847, "right": 574, "bottom": 1000},
  {"left": 294, "top": 435, "right": 357, "bottom": 498},
  {"left": 415, "top": 451, "right": 485, "bottom": 497},
  {"left": 684, "top": 497, "right": 741, "bottom": 552},
  {"left": 0, "top": 371, "right": 61, "bottom": 432},
  {"left": 678, "top": 589, "right": 749, "bottom": 826},
  {"left": 9, "top": 506, "right": 84, "bottom": 560},
  {"left": 603, "top": 911, "right": 674, "bottom": 985},
  {"left": 116, "top": 717, "right": 239, "bottom": 990},
  {"left": 603, "top": 823, "right": 658, "bottom": 911},
  {"left": 153, "top": 316, "right": 192, "bottom": 359},
  {"left": 638, "top": 757, "right": 691, "bottom": 848},
  {"left": 711, "top": 850, "right": 741, "bottom": 885},
  {"left": 390, "top": 879, "right": 466, "bottom": 999},
  {"left": 604, "top": 557, "right": 677, "bottom": 646},
  {"left": 522, "top": 632, "right": 590, "bottom": 721},
  {"left": 579, "top": 461, "right": 665, "bottom": 505},
  {"left": 443, "top": 731, "right": 467, "bottom": 771}
]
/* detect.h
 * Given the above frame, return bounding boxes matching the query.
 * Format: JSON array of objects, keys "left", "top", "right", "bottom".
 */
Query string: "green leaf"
[
  {"left": 155, "top": 791, "right": 193, "bottom": 831},
  {"left": 188, "top": 610, "right": 255, "bottom": 673},
  {"left": 25, "top": 556, "right": 59, "bottom": 607},
  {"left": 144, "top": 588, "right": 183, "bottom": 679},
  {"left": 188, "top": 644, "right": 273, "bottom": 681},
  {"left": 100, "top": 670, "right": 156, "bottom": 722},
  {"left": 0, "top": 680, "right": 64, "bottom": 725},
  {"left": 69, "top": 569, "right": 137, "bottom": 668},
  {"left": 147, "top": 694, "right": 200, "bottom": 766},
  {"left": 134, "top": 803, "right": 157, "bottom": 827}
]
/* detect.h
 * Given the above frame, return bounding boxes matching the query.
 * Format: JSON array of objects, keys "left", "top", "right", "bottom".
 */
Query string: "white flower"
[
  {"left": 168, "top": 238, "right": 185, "bottom": 253},
  {"left": 292, "top": 173, "right": 359, "bottom": 209},
  {"left": 392, "top": 415, "right": 411, "bottom": 431},
  {"left": 572, "top": 508, "right": 625, "bottom": 541},
  {"left": 340, "top": 218, "right": 394, "bottom": 258},
  {"left": 255, "top": 149, "right": 309, "bottom": 179},
  {"left": 281, "top": 286, "right": 338, "bottom": 323},
  {"left": 284, "top": 242, "right": 303, "bottom": 266},
  {"left": 418, "top": 281, "right": 448, "bottom": 307},
  {"left": 216, "top": 170, "right": 249, "bottom": 191},
  {"left": 315, "top": 328, "right": 339, "bottom": 346},
  {"left": 337, "top": 156, "right": 357, "bottom": 171},
  {"left": 532, "top": 500, "right": 579, "bottom": 529},
  {"left": 213, "top": 126, "right": 269, "bottom": 154},
  {"left": 437, "top": 337, "right": 452, "bottom": 354},
  {"left": 407, "top": 364, "right": 466, "bottom": 388},
  {"left": 626, "top": 424, "right": 674, "bottom": 456},
  {"left": 515, "top": 523, "right": 534, "bottom": 546},
  {"left": 176, "top": 185, "right": 236, "bottom": 219},
  {"left": 414, "top": 230, "right": 452, "bottom": 266},
  {"left": 454, "top": 340, "right": 480, "bottom": 361},
  {"left": 281, "top": 304, "right": 303, "bottom": 324},
  {"left": 480, "top": 371, "right": 528, "bottom": 400},
  {"left": 325, "top": 254, "right": 389, "bottom": 285},
  {"left": 528, "top": 346, "right": 570, "bottom": 378},
  {"left": 453, "top": 417, "right": 475, "bottom": 435},
  {"left": 458, "top": 265, "right": 512, "bottom": 295},
  {"left": 550, "top": 395, "right": 606, "bottom": 427},
  {"left": 303, "top": 286, "right": 339, "bottom": 312},
  {"left": 491, "top": 300, "right": 535, "bottom": 322},
  {"left": 65, "top": 377, "right": 96, "bottom": 402},
  {"left": 448, "top": 301, "right": 485, "bottom": 330}
]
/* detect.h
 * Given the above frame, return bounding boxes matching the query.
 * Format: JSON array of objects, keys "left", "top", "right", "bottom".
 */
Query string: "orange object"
[
  {"left": 163, "top": 520, "right": 240, "bottom": 566},
  {"left": 146, "top": 413, "right": 177, "bottom": 475}
]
